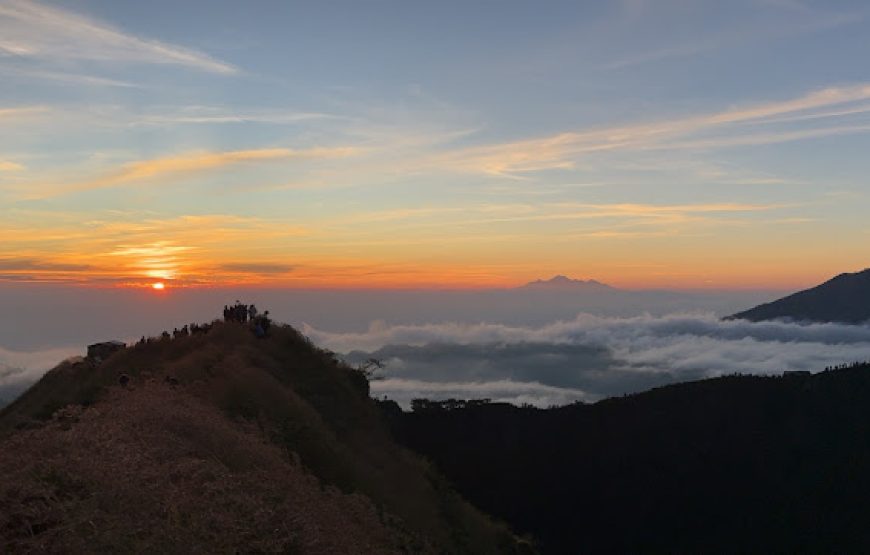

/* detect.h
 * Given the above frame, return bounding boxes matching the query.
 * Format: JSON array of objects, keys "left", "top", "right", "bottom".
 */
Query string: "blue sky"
[{"left": 1, "top": 0, "right": 869, "bottom": 288}]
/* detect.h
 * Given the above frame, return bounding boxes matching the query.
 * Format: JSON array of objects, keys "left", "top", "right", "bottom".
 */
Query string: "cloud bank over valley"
[
  {"left": 2, "top": 285, "right": 868, "bottom": 410},
  {"left": 310, "top": 314, "right": 870, "bottom": 408}
]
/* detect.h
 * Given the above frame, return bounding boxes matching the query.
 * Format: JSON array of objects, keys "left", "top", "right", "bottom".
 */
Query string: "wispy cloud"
[
  {"left": 744, "top": 102, "right": 870, "bottom": 125},
  {"left": 661, "top": 124, "right": 870, "bottom": 151},
  {"left": 436, "top": 84, "right": 870, "bottom": 176},
  {"left": 26, "top": 146, "right": 361, "bottom": 198},
  {"left": 102, "top": 148, "right": 356, "bottom": 184},
  {"left": 130, "top": 107, "right": 340, "bottom": 126},
  {"left": 216, "top": 262, "right": 295, "bottom": 275},
  {"left": 340, "top": 202, "right": 777, "bottom": 229},
  {"left": 705, "top": 85, "right": 870, "bottom": 124},
  {"left": 0, "top": 65, "right": 139, "bottom": 88},
  {"left": 107, "top": 242, "right": 194, "bottom": 281},
  {"left": 0, "top": 212, "right": 309, "bottom": 285},
  {"left": 0, "top": 106, "right": 47, "bottom": 119},
  {"left": 0, "top": 160, "right": 23, "bottom": 171},
  {"left": 0, "top": 0, "right": 237, "bottom": 74},
  {"left": 307, "top": 201, "right": 782, "bottom": 252},
  {"left": 0, "top": 258, "right": 91, "bottom": 272}
]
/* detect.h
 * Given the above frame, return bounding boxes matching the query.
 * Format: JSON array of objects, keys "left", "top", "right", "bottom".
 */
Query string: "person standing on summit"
[{"left": 248, "top": 304, "right": 258, "bottom": 321}]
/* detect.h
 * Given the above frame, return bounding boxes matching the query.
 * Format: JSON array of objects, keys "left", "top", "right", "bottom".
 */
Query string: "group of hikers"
[
  {"left": 133, "top": 302, "right": 273, "bottom": 346},
  {"left": 135, "top": 322, "right": 213, "bottom": 345},
  {"left": 172, "top": 323, "right": 213, "bottom": 338},
  {"left": 224, "top": 301, "right": 272, "bottom": 337},
  {"left": 224, "top": 301, "right": 257, "bottom": 324}
]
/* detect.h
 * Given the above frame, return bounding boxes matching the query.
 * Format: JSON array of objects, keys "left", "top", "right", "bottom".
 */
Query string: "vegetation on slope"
[{"left": 0, "top": 321, "right": 527, "bottom": 554}]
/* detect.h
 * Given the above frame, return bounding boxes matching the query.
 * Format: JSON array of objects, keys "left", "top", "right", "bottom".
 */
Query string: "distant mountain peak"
[{"left": 521, "top": 275, "right": 613, "bottom": 290}]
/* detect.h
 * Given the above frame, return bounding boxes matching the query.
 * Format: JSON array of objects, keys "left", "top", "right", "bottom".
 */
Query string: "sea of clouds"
[
  {"left": 304, "top": 313, "right": 870, "bottom": 408},
  {"left": 4, "top": 313, "right": 870, "bottom": 410}
]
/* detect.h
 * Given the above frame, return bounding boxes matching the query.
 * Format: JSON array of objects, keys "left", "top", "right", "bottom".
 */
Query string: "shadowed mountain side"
[
  {"left": 383, "top": 363, "right": 870, "bottom": 554},
  {"left": 729, "top": 268, "right": 870, "bottom": 323},
  {"left": 0, "top": 321, "right": 528, "bottom": 554}
]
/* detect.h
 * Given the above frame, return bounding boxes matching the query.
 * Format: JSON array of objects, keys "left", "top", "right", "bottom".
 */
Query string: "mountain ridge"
[
  {"left": 0, "top": 319, "right": 527, "bottom": 553},
  {"left": 729, "top": 268, "right": 870, "bottom": 323}
]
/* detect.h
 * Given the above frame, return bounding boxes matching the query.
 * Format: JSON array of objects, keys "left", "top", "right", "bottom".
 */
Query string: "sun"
[{"left": 151, "top": 282, "right": 165, "bottom": 290}]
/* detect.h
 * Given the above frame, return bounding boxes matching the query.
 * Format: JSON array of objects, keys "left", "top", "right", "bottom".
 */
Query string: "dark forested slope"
[{"left": 385, "top": 363, "right": 870, "bottom": 553}]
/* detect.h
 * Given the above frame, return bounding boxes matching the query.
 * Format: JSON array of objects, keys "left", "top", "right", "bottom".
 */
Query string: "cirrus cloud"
[
  {"left": 0, "top": 0, "right": 237, "bottom": 74},
  {"left": 23, "top": 146, "right": 362, "bottom": 199}
]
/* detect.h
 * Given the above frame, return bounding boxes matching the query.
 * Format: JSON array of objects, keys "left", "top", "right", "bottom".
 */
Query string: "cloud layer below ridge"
[{"left": 305, "top": 314, "right": 870, "bottom": 407}]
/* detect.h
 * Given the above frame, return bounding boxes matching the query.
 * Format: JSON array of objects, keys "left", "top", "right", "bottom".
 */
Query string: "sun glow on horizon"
[{"left": 1, "top": 5, "right": 868, "bottom": 293}]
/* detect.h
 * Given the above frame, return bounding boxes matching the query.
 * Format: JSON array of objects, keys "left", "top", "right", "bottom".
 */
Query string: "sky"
[{"left": 0, "top": 0, "right": 869, "bottom": 290}]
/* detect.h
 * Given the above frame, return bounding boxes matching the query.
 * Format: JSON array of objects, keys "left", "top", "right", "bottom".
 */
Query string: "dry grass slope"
[
  {"left": 1, "top": 385, "right": 400, "bottom": 553},
  {"left": 0, "top": 321, "right": 528, "bottom": 554}
]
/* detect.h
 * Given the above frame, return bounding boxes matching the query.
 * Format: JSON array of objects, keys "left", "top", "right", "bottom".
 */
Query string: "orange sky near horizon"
[
  {"left": 2, "top": 196, "right": 865, "bottom": 291},
  {"left": 2, "top": 3, "right": 870, "bottom": 294},
  {"left": 0, "top": 237, "right": 852, "bottom": 292}
]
